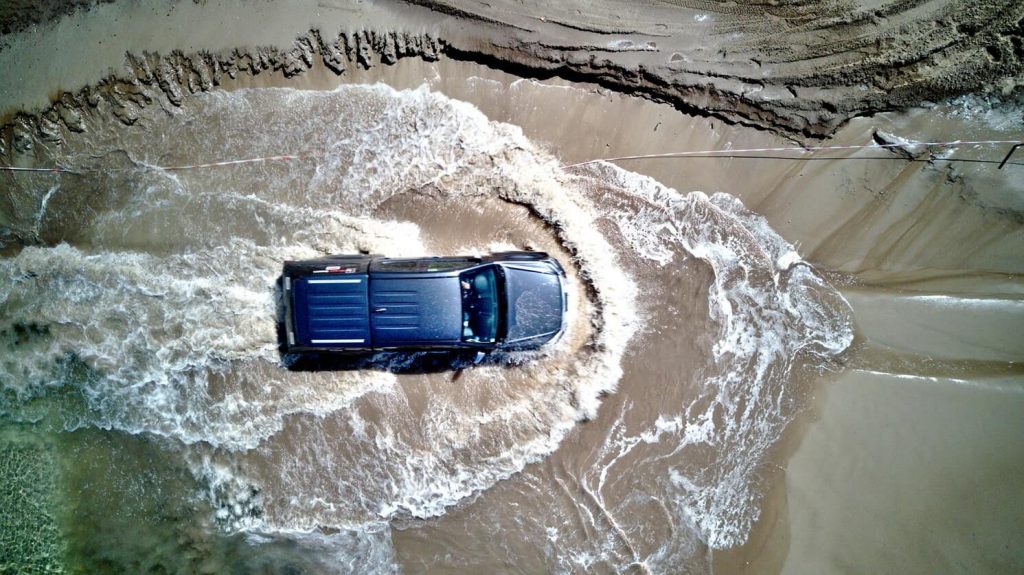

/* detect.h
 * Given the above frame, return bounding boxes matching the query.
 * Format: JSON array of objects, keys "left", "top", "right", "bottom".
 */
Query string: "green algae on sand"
[{"left": 0, "top": 431, "right": 66, "bottom": 575}]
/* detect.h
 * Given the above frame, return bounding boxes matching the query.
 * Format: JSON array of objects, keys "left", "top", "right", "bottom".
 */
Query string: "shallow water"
[{"left": 0, "top": 81, "right": 860, "bottom": 573}]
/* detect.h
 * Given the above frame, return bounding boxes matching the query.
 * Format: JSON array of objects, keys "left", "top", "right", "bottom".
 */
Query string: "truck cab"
[{"left": 282, "top": 252, "right": 567, "bottom": 354}]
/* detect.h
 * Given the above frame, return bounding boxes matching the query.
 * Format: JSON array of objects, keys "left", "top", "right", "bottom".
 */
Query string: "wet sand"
[
  {"left": 783, "top": 370, "right": 1024, "bottom": 574},
  {"left": 4, "top": 0, "right": 1022, "bottom": 134},
  {"left": 2, "top": 1, "right": 1024, "bottom": 573}
]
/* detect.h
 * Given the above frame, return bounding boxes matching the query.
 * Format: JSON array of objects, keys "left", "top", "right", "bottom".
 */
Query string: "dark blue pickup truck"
[{"left": 282, "top": 252, "right": 568, "bottom": 353}]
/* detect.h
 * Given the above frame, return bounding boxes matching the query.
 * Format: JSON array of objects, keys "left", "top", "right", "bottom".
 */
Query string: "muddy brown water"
[{"left": 1, "top": 58, "right": 1022, "bottom": 574}]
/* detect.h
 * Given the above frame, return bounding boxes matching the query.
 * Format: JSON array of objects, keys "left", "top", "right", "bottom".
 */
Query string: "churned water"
[{"left": 0, "top": 84, "right": 852, "bottom": 573}]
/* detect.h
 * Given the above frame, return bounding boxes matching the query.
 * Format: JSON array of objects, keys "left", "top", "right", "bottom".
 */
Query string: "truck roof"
[{"left": 369, "top": 275, "right": 463, "bottom": 346}]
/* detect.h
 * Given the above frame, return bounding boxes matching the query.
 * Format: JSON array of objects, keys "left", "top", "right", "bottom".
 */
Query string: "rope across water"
[
  {"left": 1, "top": 140, "right": 1021, "bottom": 174},
  {"left": 560, "top": 140, "right": 1024, "bottom": 169}
]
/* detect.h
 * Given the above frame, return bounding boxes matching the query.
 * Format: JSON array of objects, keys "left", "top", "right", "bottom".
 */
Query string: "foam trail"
[
  {"left": 584, "top": 162, "right": 853, "bottom": 549},
  {"left": 0, "top": 241, "right": 403, "bottom": 449},
  {"left": 2, "top": 85, "right": 639, "bottom": 539},
  {"left": 0, "top": 83, "right": 854, "bottom": 571}
]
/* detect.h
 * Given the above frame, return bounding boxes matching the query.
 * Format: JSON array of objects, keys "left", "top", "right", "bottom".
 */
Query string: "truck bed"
[{"left": 284, "top": 257, "right": 373, "bottom": 352}]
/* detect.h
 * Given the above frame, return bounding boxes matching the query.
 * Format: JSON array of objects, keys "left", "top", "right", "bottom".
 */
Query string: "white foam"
[
  {"left": 51, "top": 84, "right": 638, "bottom": 532},
  {"left": 946, "top": 94, "right": 1024, "bottom": 132},
  {"left": 2, "top": 82, "right": 853, "bottom": 563},
  {"left": 581, "top": 161, "right": 854, "bottom": 548},
  {"left": 510, "top": 78, "right": 588, "bottom": 93},
  {"left": 0, "top": 241, "right": 399, "bottom": 450}
]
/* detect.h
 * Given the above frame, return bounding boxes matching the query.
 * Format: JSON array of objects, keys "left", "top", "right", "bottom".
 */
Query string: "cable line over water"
[{"left": 1, "top": 139, "right": 1022, "bottom": 174}]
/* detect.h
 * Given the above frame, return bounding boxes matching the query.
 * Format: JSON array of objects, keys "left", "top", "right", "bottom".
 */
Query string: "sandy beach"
[{"left": 1, "top": 1, "right": 1022, "bottom": 573}]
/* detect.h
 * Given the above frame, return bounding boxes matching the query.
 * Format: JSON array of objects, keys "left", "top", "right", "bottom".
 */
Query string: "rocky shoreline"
[{"left": 2, "top": 0, "right": 1022, "bottom": 155}]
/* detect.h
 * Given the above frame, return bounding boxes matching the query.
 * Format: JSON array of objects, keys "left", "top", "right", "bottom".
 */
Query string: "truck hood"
[{"left": 503, "top": 265, "right": 564, "bottom": 342}]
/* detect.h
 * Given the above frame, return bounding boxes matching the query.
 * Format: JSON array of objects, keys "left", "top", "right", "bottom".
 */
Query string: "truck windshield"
[{"left": 460, "top": 266, "right": 500, "bottom": 343}]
